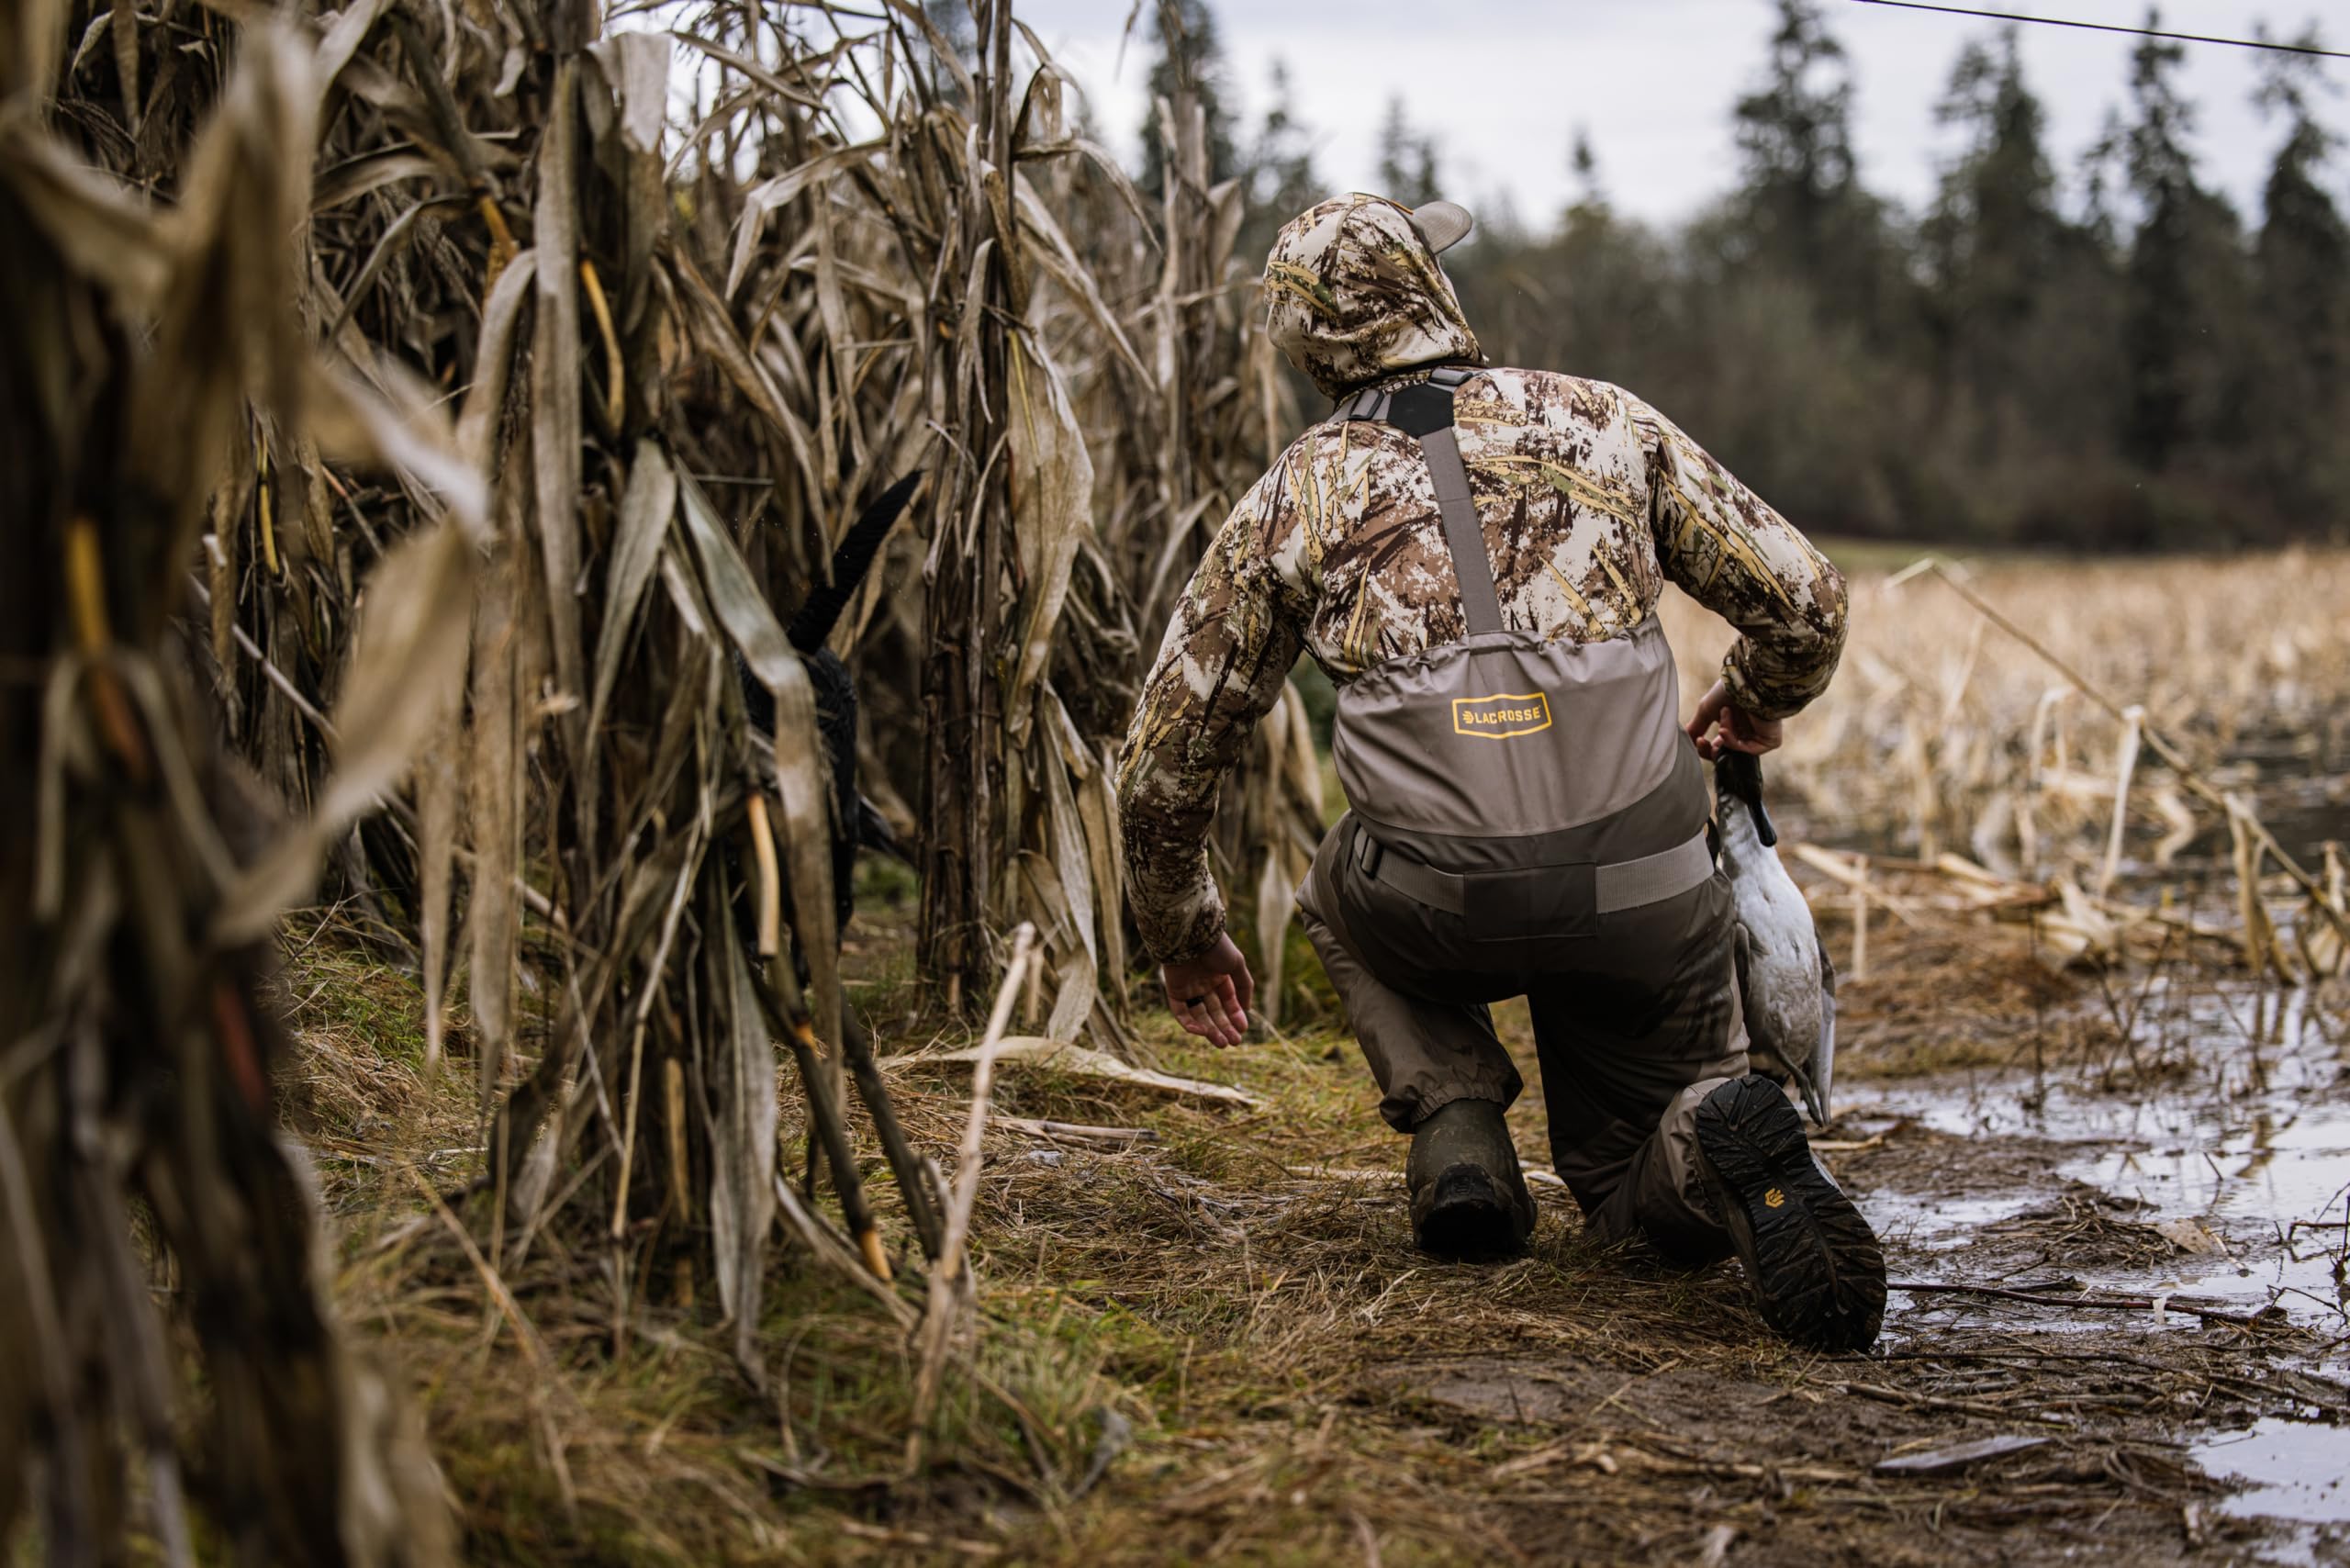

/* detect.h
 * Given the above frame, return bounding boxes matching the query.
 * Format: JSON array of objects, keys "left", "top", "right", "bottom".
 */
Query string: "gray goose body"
[{"left": 1715, "top": 753, "right": 1838, "bottom": 1126}]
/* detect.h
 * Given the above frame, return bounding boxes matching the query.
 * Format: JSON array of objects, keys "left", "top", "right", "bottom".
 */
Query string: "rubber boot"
[
  {"left": 1695, "top": 1075, "right": 1886, "bottom": 1351},
  {"left": 1406, "top": 1099, "right": 1537, "bottom": 1260}
]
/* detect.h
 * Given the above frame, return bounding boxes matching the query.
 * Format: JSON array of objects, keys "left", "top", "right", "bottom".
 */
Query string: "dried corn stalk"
[
  {"left": 10, "top": 2, "right": 1355, "bottom": 1548},
  {"left": 1, "top": 16, "right": 464, "bottom": 1562},
  {"left": 14, "top": 0, "right": 934, "bottom": 1492}
]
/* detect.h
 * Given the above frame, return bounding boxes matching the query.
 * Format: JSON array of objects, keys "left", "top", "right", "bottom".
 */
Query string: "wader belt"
[
  {"left": 1334, "top": 367, "right": 1716, "bottom": 920},
  {"left": 1350, "top": 826, "right": 1716, "bottom": 918}
]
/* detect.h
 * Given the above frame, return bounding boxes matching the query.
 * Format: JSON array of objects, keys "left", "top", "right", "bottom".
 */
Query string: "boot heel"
[{"left": 1406, "top": 1100, "right": 1536, "bottom": 1260}]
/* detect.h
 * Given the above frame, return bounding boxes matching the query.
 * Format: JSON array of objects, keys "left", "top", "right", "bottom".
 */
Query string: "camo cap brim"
[{"left": 1263, "top": 193, "right": 1483, "bottom": 400}]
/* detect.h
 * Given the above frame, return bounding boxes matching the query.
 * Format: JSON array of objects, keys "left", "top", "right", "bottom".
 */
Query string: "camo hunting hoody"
[{"left": 1116, "top": 193, "right": 1849, "bottom": 965}]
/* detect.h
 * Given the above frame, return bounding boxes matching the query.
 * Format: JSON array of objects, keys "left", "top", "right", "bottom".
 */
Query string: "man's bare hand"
[
  {"left": 1686, "top": 678, "right": 1783, "bottom": 760},
  {"left": 1160, "top": 932, "right": 1255, "bottom": 1047}
]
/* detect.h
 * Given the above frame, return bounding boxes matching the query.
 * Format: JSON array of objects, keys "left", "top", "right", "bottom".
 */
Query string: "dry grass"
[
  {"left": 1663, "top": 551, "right": 2350, "bottom": 863},
  {"left": 289, "top": 888, "right": 1142, "bottom": 1565},
  {"left": 1658, "top": 551, "right": 2350, "bottom": 991}
]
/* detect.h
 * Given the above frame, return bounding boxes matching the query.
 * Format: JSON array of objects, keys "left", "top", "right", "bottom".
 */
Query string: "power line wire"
[{"left": 1847, "top": 0, "right": 2349, "bottom": 61}]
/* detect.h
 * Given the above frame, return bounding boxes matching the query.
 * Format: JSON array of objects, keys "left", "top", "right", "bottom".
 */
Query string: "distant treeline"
[{"left": 1141, "top": 0, "right": 2349, "bottom": 550}]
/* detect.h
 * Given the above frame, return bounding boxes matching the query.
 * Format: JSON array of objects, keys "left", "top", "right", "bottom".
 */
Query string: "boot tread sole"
[{"left": 1697, "top": 1078, "right": 1886, "bottom": 1351}]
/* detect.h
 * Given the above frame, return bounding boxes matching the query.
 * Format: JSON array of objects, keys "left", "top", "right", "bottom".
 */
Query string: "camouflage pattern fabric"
[
  {"left": 1264, "top": 194, "right": 1482, "bottom": 398},
  {"left": 1116, "top": 194, "right": 1848, "bottom": 965}
]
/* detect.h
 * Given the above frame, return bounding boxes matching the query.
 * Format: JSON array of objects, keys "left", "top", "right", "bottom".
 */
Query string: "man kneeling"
[{"left": 1113, "top": 194, "right": 1885, "bottom": 1352}]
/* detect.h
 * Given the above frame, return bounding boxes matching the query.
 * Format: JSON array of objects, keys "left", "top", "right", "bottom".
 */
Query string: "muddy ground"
[
  {"left": 864, "top": 879, "right": 2350, "bottom": 1566},
  {"left": 296, "top": 845, "right": 2350, "bottom": 1566}
]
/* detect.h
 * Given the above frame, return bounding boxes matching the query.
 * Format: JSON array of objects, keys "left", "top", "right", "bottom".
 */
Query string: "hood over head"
[{"left": 1263, "top": 193, "right": 1483, "bottom": 400}]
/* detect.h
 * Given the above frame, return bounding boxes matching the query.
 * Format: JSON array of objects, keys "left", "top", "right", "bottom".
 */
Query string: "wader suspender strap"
[{"left": 1335, "top": 367, "right": 1500, "bottom": 634}]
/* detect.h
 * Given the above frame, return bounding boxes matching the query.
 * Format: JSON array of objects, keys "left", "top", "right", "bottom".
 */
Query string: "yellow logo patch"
[
  {"left": 1450, "top": 691, "right": 1553, "bottom": 741},
  {"left": 1763, "top": 1188, "right": 1786, "bottom": 1209}
]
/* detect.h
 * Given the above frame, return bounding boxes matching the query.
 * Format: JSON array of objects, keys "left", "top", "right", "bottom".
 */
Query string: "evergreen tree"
[
  {"left": 2248, "top": 28, "right": 2349, "bottom": 530},
  {"left": 1726, "top": 0, "right": 1913, "bottom": 355},
  {"left": 2113, "top": 10, "right": 2246, "bottom": 508},
  {"left": 1732, "top": 0, "right": 1859, "bottom": 277},
  {"left": 1569, "top": 129, "right": 1604, "bottom": 218},
  {"left": 1134, "top": 2, "right": 2342, "bottom": 549},
  {"left": 1919, "top": 29, "right": 2131, "bottom": 541},
  {"left": 1925, "top": 28, "right": 2059, "bottom": 397},
  {"left": 1449, "top": 127, "right": 1673, "bottom": 392},
  {"left": 1374, "top": 96, "right": 1440, "bottom": 207},
  {"left": 1137, "top": 0, "right": 1238, "bottom": 203}
]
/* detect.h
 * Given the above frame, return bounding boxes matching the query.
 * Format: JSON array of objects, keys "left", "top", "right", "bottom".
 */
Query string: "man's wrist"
[
  {"left": 1150, "top": 914, "right": 1228, "bottom": 969},
  {"left": 1721, "top": 656, "right": 1806, "bottom": 723}
]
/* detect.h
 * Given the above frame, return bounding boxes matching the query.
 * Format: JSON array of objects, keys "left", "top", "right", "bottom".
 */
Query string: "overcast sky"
[{"left": 1006, "top": 0, "right": 2349, "bottom": 234}]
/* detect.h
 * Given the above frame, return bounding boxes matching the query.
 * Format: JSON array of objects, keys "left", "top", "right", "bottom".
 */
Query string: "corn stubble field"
[{"left": 2, "top": 2, "right": 2347, "bottom": 1565}]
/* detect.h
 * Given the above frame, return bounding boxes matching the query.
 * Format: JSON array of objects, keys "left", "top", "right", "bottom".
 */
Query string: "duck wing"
[{"left": 1734, "top": 919, "right": 1794, "bottom": 1083}]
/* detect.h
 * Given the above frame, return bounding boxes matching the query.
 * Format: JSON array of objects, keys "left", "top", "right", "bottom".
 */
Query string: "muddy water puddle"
[
  {"left": 1838, "top": 976, "right": 2349, "bottom": 1536},
  {"left": 1851, "top": 980, "right": 2348, "bottom": 1318},
  {"left": 2192, "top": 1418, "right": 2350, "bottom": 1566},
  {"left": 2196, "top": 1417, "right": 2350, "bottom": 1522}
]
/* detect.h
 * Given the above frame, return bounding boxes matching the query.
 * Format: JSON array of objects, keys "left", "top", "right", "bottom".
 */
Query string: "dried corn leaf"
[
  {"left": 587, "top": 29, "right": 672, "bottom": 153},
  {"left": 2040, "top": 875, "right": 2121, "bottom": 970},
  {"left": 588, "top": 441, "right": 677, "bottom": 742},
  {"left": 1073, "top": 742, "right": 1128, "bottom": 1001},
  {"left": 1002, "top": 337, "right": 1093, "bottom": 745},
  {"left": 532, "top": 60, "right": 588, "bottom": 765},
  {"left": 312, "top": 149, "right": 439, "bottom": 211},
  {"left": 1012, "top": 179, "right": 1147, "bottom": 380},
  {"left": 467, "top": 549, "right": 521, "bottom": 1107},
  {"left": 932, "top": 1037, "right": 1259, "bottom": 1107},
  {"left": 418, "top": 718, "right": 458, "bottom": 1069},
  {"left": 455, "top": 249, "right": 540, "bottom": 468},
  {"left": 314, "top": 0, "right": 387, "bottom": 85},
  {"left": 2300, "top": 843, "right": 2347, "bottom": 979},
  {"left": 711, "top": 909, "right": 778, "bottom": 1366},
  {"left": 0, "top": 118, "right": 170, "bottom": 305},
  {"left": 306, "top": 355, "right": 489, "bottom": 543},
  {"left": 724, "top": 140, "right": 885, "bottom": 299},
  {"left": 1253, "top": 845, "right": 1295, "bottom": 1030},
  {"left": 2, "top": 0, "right": 69, "bottom": 101},
  {"left": 215, "top": 521, "right": 474, "bottom": 944},
  {"left": 675, "top": 476, "right": 840, "bottom": 1052},
  {"left": 667, "top": 29, "right": 826, "bottom": 112},
  {"left": 134, "top": 28, "right": 320, "bottom": 532}
]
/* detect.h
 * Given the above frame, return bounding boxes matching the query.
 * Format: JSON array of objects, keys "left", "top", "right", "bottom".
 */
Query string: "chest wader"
[
  {"left": 1293, "top": 366, "right": 1749, "bottom": 1266},
  {"left": 1325, "top": 367, "right": 1715, "bottom": 961}
]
